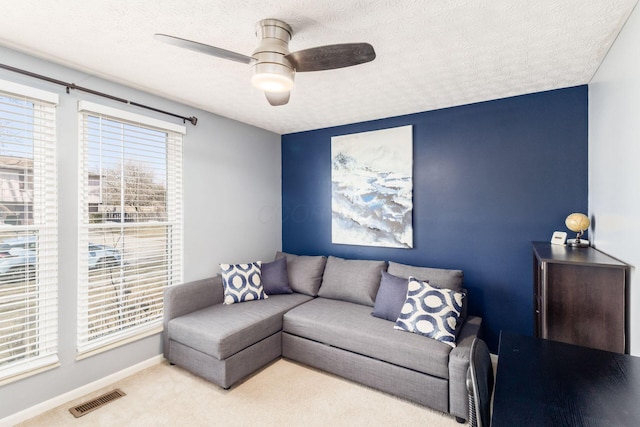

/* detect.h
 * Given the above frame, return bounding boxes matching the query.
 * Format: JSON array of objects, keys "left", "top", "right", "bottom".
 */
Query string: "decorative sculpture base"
[{"left": 567, "top": 238, "right": 589, "bottom": 248}]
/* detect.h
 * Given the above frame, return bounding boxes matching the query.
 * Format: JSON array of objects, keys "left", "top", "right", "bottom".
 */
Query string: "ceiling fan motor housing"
[
  {"left": 155, "top": 17, "right": 375, "bottom": 106},
  {"left": 251, "top": 19, "right": 295, "bottom": 92}
]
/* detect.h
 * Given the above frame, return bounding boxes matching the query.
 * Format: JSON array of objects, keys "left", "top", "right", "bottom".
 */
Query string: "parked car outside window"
[
  {"left": 0, "top": 237, "right": 122, "bottom": 283},
  {"left": 87, "top": 244, "right": 122, "bottom": 269}
]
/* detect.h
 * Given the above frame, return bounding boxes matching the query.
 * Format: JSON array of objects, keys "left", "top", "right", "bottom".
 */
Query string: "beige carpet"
[{"left": 18, "top": 359, "right": 461, "bottom": 426}]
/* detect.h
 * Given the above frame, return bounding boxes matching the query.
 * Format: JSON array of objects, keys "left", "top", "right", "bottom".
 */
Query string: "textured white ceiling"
[{"left": 0, "top": 1, "right": 637, "bottom": 134}]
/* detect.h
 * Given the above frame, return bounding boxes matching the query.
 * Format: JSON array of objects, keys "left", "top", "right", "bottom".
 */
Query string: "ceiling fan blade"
[
  {"left": 154, "top": 33, "right": 254, "bottom": 65},
  {"left": 285, "top": 43, "right": 375, "bottom": 72},
  {"left": 265, "top": 91, "right": 290, "bottom": 106}
]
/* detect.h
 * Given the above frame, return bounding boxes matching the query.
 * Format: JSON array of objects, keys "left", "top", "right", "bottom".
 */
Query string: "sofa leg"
[{"left": 455, "top": 416, "right": 466, "bottom": 424}]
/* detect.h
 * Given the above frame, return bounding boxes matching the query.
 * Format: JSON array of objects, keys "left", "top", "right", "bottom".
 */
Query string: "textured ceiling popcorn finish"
[{"left": 0, "top": 1, "right": 636, "bottom": 134}]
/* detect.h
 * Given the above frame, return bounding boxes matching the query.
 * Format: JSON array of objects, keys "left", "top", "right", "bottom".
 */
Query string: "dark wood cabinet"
[{"left": 532, "top": 242, "right": 627, "bottom": 353}]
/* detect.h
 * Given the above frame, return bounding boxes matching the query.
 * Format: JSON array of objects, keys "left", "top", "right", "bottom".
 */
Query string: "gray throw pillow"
[
  {"left": 261, "top": 257, "right": 293, "bottom": 295},
  {"left": 318, "top": 256, "right": 387, "bottom": 307},
  {"left": 275, "top": 252, "right": 327, "bottom": 296},
  {"left": 387, "top": 261, "right": 463, "bottom": 292},
  {"left": 371, "top": 271, "right": 410, "bottom": 321}
]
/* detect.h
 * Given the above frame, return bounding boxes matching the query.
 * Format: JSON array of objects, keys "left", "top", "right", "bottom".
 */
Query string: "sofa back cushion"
[
  {"left": 318, "top": 256, "right": 387, "bottom": 306},
  {"left": 387, "top": 261, "right": 463, "bottom": 292},
  {"left": 275, "top": 252, "right": 327, "bottom": 296}
]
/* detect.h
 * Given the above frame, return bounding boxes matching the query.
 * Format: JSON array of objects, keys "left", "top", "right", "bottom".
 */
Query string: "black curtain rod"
[{"left": 0, "top": 63, "right": 198, "bottom": 126}]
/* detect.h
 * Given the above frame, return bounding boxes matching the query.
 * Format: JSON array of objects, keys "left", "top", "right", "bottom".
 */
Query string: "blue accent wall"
[{"left": 282, "top": 86, "right": 588, "bottom": 351}]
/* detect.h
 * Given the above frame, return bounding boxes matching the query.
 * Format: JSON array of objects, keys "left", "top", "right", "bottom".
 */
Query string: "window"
[
  {"left": 78, "top": 101, "right": 184, "bottom": 356},
  {"left": 0, "top": 80, "right": 58, "bottom": 383}
]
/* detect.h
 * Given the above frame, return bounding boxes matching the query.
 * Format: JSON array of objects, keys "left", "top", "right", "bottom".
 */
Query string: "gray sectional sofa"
[{"left": 163, "top": 252, "right": 482, "bottom": 422}]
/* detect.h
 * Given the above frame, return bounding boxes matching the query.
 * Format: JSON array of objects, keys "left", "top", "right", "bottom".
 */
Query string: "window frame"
[
  {"left": 77, "top": 101, "right": 184, "bottom": 358},
  {"left": 0, "top": 79, "right": 59, "bottom": 385}
]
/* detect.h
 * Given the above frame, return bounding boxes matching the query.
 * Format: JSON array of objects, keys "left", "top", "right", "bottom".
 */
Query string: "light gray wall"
[
  {"left": 589, "top": 4, "right": 640, "bottom": 355},
  {"left": 0, "top": 46, "right": 281, "bottom": 418}
]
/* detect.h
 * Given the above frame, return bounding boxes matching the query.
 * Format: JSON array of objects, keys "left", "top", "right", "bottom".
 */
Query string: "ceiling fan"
[{"left": 154, "top": 19, "right": 376, "bottom": 106}]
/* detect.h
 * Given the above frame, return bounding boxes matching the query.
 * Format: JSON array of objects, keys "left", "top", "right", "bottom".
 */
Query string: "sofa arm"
[
  {"left": 163, "top": 276, "right": 224, "bottom": 357},
  {"left": 449, "top": 315, "right": 483, "bottom": 420}
]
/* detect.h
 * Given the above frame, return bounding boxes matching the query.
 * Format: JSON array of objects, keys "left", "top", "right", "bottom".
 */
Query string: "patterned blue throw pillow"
[
  {"left": 220, "top": 262, "right": 268, "bottom": 305},
  {"left": 394, "top": 277, "right": 464, "bottom": 347}
]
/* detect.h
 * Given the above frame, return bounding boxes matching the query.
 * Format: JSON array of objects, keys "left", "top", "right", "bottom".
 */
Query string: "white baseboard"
[{"left": 0, "top": 355, "right": 164, "bottom": 427}]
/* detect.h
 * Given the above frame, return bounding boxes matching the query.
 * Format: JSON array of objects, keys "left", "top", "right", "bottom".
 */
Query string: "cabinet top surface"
[{"left": 532, "top": 242, "right": 627, "bottom": 268}]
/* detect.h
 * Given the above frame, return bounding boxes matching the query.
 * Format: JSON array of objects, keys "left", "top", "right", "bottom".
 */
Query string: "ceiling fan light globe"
[
  {"left": 252, "top": 74, "right": 293, "bottom": 92},
  {"left": 251, "top": 63, "right": 294, "bottom": 92}
]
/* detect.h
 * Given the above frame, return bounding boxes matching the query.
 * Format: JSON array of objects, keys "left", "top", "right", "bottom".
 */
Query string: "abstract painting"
[{"left": 331, "top": 125, "right": 413, "bottom": 248}]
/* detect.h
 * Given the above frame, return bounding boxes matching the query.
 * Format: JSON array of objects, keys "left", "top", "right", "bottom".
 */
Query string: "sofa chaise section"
[{"left": 163, "top": 276, "right": 313, "bottom": 388}]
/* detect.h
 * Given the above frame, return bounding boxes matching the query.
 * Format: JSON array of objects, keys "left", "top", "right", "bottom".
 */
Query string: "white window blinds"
[
  {"left": 0, "top": 80, "right": 58, "bottom": 383},
  {"left": 78, "top": 101, "right": 184, "bottom": 356}
]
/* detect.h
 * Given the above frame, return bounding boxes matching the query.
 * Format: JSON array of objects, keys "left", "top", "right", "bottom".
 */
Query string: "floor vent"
[{"left": 69, "top": 389, "right": 126, "bottom": 418}]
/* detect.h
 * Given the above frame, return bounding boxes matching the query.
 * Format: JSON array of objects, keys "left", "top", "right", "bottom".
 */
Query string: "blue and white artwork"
[{"left": 331, "top": 125, "right": 413, "bottom": 248}]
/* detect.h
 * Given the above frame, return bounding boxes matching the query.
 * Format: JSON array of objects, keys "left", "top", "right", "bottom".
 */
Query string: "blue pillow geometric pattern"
[
  {"left": 220, "top": 262, "right": 268, "bottom": 305},
  {"left": 394, "top": 277, "right": 464, "bottom": 348}
]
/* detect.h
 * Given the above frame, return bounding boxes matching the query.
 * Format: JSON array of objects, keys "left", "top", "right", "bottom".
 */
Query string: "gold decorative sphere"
[{"left": 565, "top": 213, "right": 590, "bottom": 233}]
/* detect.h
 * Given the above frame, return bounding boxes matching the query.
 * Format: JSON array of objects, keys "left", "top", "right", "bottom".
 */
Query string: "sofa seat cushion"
[
  {"left": 168, "top": 293, "right": 312, "bottom": 360},
  {"left": 283, "top": 298, "right": 453, "bottom": 379}
]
